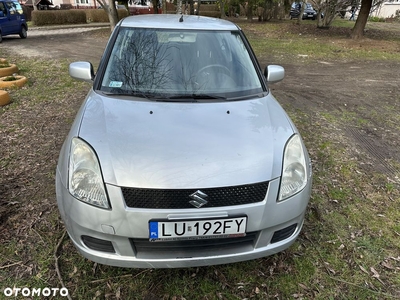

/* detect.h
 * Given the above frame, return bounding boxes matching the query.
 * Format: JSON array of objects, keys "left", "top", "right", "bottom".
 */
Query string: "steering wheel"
[{"left": 196, "top": 64, "right": 231, "bottom": 78}]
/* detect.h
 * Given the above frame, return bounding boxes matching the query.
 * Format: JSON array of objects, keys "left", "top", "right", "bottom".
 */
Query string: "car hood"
[{"left": 78, "top": 92, "right": 295, "bottom": 189}]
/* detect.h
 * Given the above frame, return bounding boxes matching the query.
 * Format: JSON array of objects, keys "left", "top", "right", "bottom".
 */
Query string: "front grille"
[
  {"left": 130, "top": 232, "right": 257, "bottom": 259},
  {"left": 121, "top": 181, "right": 268, "bottom": 209}
]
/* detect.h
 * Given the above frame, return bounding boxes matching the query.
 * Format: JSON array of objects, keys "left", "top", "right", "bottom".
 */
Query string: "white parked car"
[{"left": 56, "top": 14, "right": 312, "bottom": 268}]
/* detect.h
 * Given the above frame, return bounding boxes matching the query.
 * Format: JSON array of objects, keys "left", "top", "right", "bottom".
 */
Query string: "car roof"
[{"left": 119, "top": 14, "right": 240, "bottom": 31}]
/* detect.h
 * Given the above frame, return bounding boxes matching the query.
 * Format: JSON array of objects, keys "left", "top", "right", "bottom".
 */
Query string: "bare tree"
[
  {"left": 256, "top": 0, "right": 275, "bottom": 22},
  {"left": 96, "top": 0, "right": 119, "bottom": 31},
  {"left": 312, "top": 0, "right": 352, "bottom": 28}
]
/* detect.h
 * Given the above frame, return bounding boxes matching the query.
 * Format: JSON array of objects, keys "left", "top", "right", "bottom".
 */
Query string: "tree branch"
[
  {"left": 54, "top": 230, "right": 73, "bottom": 300},
  {"left": 0, "top": 261, "right": 23, "bottom": 269}
]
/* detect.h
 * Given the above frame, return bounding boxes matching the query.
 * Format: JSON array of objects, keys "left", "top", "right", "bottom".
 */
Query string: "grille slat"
[{"left": 121, "top": 182, "right": 268, "bottom": 209}]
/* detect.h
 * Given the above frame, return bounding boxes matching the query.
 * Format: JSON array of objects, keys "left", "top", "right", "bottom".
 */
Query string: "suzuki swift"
[{"left": 56, "top": 14, "right": 312, "bottom": 268}]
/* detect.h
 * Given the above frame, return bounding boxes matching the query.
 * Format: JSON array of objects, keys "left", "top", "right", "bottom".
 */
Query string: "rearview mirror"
[
  {"left": 69, "top": 61, "right": 95, "bottom": 83},
  {"left": 264, "top": 65, "right": 285, "bottom": 84}
]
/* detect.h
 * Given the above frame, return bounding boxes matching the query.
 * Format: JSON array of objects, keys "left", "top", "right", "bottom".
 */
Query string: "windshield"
[
  {"left": 291, "top": 2, "right": 313, "bottom": 9},
  {"left": 100, "top": 28, "right": 263, "bottom": 99}
]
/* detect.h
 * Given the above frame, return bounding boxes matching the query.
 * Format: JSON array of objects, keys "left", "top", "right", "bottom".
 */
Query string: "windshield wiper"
[
  {"left": 101, "top": 91, "right": 227, "bottom": 101},
  {"left": 166, "top": 94, "right": 227, "bottom": 100},
  {"left": 101, "top": 91, "right": 156, "bottom": 99}
]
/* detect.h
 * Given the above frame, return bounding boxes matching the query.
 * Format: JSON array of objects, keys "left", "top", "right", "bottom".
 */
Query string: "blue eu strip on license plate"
[{"left": 149, "top": 217, "right": 247, "bottom": 241}]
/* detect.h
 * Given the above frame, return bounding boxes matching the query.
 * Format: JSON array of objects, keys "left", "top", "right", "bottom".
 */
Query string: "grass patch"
[{"left": 241, "top": 20, "right": 400, "bottom": 62}]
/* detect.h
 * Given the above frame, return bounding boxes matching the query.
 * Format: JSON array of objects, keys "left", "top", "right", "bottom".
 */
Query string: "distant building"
[
  {"left": 52, "top": 0, "right": 94, "bottom": 8},
  {"left": 22, "top": 0, "right": 54, "bottom": 9},
  {"left": 371, "top": 0, "right": 400, "bottom": 18}
]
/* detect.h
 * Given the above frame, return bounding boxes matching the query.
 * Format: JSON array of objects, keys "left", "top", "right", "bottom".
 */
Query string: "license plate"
[{"left": 149, "top": 217, "right": 247, "bottom": 241}]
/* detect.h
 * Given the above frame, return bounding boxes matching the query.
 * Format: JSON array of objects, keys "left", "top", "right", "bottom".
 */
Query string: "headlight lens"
[
  {"left": 279, "top": 134, "right": 307, "bottom": 201},
  {"left": 68, "top": 138, "right": 109, "bottom": 209}
]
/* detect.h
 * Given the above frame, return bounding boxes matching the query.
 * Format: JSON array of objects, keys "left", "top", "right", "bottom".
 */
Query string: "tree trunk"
[
  {"left": 162, "top": 0, "right": 166, "bottom": 14},
  {"left": 296, "top": 2, "right": 305, "bottom": 25},
  {"left": 219, "top": 0, "right": 225, "bottom": 18},
  {"left": 246, "top": 0, "right": 253, "bottom": 21},
  {"left": 351, "top": 0, "right": 372, "bottom": 39},
  {"left": 197, "top": 0, "right": 201, "bottom": 15},
  {"left": 189, "top": 0, "right": 194, "bottom": 15},
  {"left": 152, "top": 0, "right": 159, "bottom": 14},
  {"left": 284, "top": 0, "right": 290, "bottom": 14},
  {"left": 108, "top": 3, "right": 119, "bottom": 31},
  {"left": 177, "top": 0, "right": 182, "bottom": 14},
  {"left": 96, "top": 0, "right": 118, "bottom": 31}
]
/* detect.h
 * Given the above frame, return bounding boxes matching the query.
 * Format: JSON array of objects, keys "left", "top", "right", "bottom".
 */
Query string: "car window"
[
  {"left": 100, "top": 28, "right": 263, "bottom": 99},
  {"left": 5, "top": 1, "right": 22, "bottom": 15},
  {"left": 6, "top": 1, "right": 16, "bottom": 14},
  {"left": 0, "top": 3, "right": 6, "bottom": 15},
  {"left": 13, "top": 2, "right": 23, "bottom": 14}
]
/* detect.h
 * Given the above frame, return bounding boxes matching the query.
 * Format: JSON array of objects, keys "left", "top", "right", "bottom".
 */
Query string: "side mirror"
[
  {"left": 69, "top": 61, "right": 95, "bottom": 83},
  {"left": 0, "top": 11, "right": 4, "bottom": 17},
  {"left": 264, "top": 65, "right": 285, "bottom": 84}
]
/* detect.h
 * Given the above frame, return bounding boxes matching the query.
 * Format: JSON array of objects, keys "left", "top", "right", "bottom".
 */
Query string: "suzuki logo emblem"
[{"left": 189, "top": 190, "right": 208, "bottom": 208}]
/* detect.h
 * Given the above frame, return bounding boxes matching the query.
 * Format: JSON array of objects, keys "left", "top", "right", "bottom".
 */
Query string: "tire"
[
  {"left": 0, "top": 90, "right": 11, "bottom": 106},
  {"left": 0, "top": 64, "right": 19, "bottom": 77},
  {"left": 0, "top": 75, "right": 28, "bottom": 88},
  {"left": 19, "top": 26, "right": 27, "bottom": 39},
  {"left": 0, "top": 33, "right": 2, "bottom": 43}
]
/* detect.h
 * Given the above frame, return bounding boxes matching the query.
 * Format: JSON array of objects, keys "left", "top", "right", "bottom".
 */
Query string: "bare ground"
[{"left": 0, "top": 21, "right": 399, "bottom": 298}]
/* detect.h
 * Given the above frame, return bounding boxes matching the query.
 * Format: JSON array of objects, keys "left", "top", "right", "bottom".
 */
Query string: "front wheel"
[{"left": 19, "top": 26, "right": 27, "bottom": 39}]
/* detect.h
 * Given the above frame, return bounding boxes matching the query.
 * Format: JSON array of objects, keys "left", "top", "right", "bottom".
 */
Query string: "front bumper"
[{"left": 56, "top": 169, "right": 311, "bottom": 268}]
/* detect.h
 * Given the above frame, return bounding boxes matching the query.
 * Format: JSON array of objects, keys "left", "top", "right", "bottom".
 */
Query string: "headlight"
[
  {"left": 278, "top": 134, "right": 307, "bottom": 201},
  {"left": 68, "top": 138, "right": 110, "bottom": 209}
]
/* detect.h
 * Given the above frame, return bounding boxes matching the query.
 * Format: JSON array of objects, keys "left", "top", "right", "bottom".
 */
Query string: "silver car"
[{"left": 56, "top": 14, "right": 312, "bottom": 268}]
